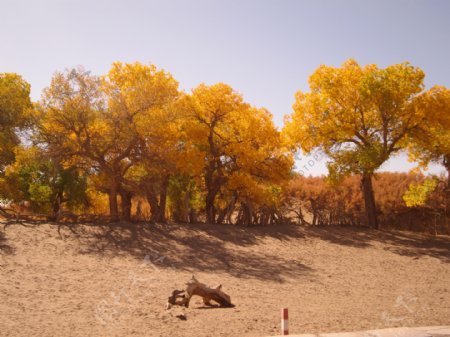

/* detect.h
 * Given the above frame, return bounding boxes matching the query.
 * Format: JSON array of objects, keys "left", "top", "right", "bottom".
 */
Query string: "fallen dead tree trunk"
[
  {"left": 166, "top": 276, "right": 233, "bottom": 308},
  {"left": 0, "top": 207, "right": 50, "bottom": 222},
  {"left": 0, "top": 207, "right": 18, "bottom": 219}
]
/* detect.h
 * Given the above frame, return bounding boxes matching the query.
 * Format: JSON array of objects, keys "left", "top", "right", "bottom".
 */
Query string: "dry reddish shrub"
[{"left": 283, "top": 172, "right": 449, "bottom": 234}]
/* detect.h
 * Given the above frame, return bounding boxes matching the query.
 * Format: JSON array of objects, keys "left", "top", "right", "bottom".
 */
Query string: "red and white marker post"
[{"left": 281, "top": 308, "right": 289, "bottom": 335}]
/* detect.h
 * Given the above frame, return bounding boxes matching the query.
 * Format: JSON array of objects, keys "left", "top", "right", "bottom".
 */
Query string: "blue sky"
[{"left": 1, "top": 0, "right": 449, "bottom": 176}]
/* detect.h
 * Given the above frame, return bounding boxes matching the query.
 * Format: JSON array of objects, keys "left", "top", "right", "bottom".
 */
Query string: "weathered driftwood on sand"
[{"left": 166, "top": 276, "right": 233, "bottom": 308}]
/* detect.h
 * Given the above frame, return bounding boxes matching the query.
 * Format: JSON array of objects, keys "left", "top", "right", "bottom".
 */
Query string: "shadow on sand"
[
  {"left": 63, "top": 221, "right": 450, "bottom": 277},
  {"left": 54, "top": 221, "right": 313, "bottom": 283},
  {"left": 2, "top": 220, "right": 450, "bottom": 280},
  {"left": 0, "top": 229, "right": 14, "bottom": 255},
  {"left": 305, "top": 224, "right": 450, "bottom": 263}
]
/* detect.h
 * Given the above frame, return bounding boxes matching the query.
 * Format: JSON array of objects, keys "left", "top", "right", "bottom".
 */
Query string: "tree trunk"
[
  {"left": 225, "top": 194, "right": 237, "bottom": 224},
  {"left": 145, "top": 176, "right": 169, "bottom": 223},
  {"left": 135, "top": 201, "right": 143, "bottom": 221},
  {"left": 189, "top": 208, "right": 197, "bottom": 224},
  {"left": 109, "top": 179, "right": 120, "bottom": 222},
  {"left": 204, "top": 166, "right": 224, "bottom": 224},
  {"left": 158, "top": 176, "right": 169, "bottom": 223},
  {"left": 51, "top": 191, "right": 63, "bottom": 222},
  {"left": 240, "top": 199, "right": 253, "bottom": 226},
  {"left": 444, "top": 155, "right": 450, "bottom": 189},
  {"left": 443, "top": 155, "right": 450, "bottom": 233},
  {"left": 216, "top": 207, "right": 227, "bottom": 225},
  {"left": 215, "top": 195, "right": 234, "bottom": 225},
  {"left": 235, "top": 208, "right": 243, "bottom": 225},
  {"left": 205, "top": 192, "right": 216, "bottom": 224},
  {"left": 296, "top": 206, "right": 306, "bottom": 225},
  {"left": 147, "top": 191, "right": 160, "bottom": 223},
  {"left": 121, "top": 190, "right": 132, "bottom": 222},
  {"left": 310, "top": 199, "right": 318, "bottom": 225},
  {"left": 362, "top": 172, "right": 379, "bottom": 229},
  {"left": 181, "top": 189, "right": 191, "bottom": 222}
]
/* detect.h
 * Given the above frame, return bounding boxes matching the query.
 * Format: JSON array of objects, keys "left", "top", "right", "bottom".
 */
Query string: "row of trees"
[
  {"left": 0, "top": 60, "right": 449, "bottom": 229},
  {"left": 0, "top": 64, "right": 291, "bottom": 224}
]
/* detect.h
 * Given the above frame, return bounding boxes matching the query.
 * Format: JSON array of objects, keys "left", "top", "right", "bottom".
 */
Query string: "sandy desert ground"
[{"left": 0, "top": 221, "right": 449, "bottom": 337}]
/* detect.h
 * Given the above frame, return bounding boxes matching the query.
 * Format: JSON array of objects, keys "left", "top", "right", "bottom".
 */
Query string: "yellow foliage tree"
[
  {"left": 38, "top": 67, "right": 129, "bottom": 221},
  {"left": 407, "top": 86, "right": 450, "bottom": 181},
  {"left": 38, "top": 63, "right": 180, "bottom": 221},
  {"left": 284, "top": 59, "right": 427, "bottom": 229},
  {"left": 184, "top": 83, "right": 293, "bottom": 224},
  {"left": 404, "top": 85, "right": 450, "bottom": 211},
  {"left": 103, "top": 62, "right": 180, "bottom": 222}
]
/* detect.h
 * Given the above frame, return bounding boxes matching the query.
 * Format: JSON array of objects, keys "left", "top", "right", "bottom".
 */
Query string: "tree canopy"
[
  {"left": 0, "top": 73, "right": 32, "bottom": 172},
  {"left": 283, "top": 59, "right": 437, "bottom": 228},
  {"left": 0, "top": 60, "right": 448, "bottom": 232}
]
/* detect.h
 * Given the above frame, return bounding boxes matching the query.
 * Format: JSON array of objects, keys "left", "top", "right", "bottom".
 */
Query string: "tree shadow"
[
  {"left": 0, "top": 228, "right": 14, "bottom": 255},
  {"left": 59, "top": 221, "right": 314, "bottom": 283},
  {"left": 305, "top": 224, "right": 450, "bottom": 263},
  {"left": 305, "top": 225, "right": 375, "bottom": 248},
  {"left": 2, "top": 218, "right": 48, "bottom": 230},
  {"left": 5, "top": 219, "right": 448, "bottom": 284},
  {"left": 196, "top": 304, "right": 235, "bottom": 309},
  {"left": 378, "top": 230, "right": 450, "bottom": 263}
]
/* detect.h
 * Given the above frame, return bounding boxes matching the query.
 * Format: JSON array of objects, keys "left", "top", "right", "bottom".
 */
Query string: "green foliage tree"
[
  {"left": 0, "top": 73, "right": 32, "bottom": 172},
  {"left": 1, "top": 146, "right": 87, "bottom": 217}
]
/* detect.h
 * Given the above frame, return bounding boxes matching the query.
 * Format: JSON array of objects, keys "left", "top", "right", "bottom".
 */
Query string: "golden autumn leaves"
[
  {"left": 284, "top": 59, "right": 450, "bottom": 228},
  {"left": 35, "top": 62, "right": 292, "bottom": 222},
  {"left": 1, "top": 59, "right": 448, "bottom": 226}
]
